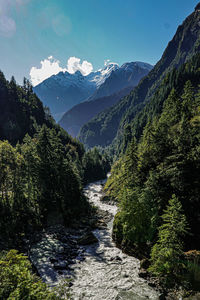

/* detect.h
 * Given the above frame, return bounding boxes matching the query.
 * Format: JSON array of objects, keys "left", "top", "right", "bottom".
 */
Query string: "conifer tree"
[{"left": 149, "top": 195, "right": 188, "bottom": 286}]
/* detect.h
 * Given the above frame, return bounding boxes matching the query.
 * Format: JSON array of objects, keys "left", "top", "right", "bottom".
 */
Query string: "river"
[
  {"left": 69, "top": 179, "right": 160, "bottom": 300},
  {"left": 30, "top": 178, "right": 160, "bottom": 299}
]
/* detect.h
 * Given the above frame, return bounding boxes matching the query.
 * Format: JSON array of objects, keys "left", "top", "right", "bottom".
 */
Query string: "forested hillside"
[
  {"left": 79, "top": 7, "right": 200, "bottom": 150},
  {"left": 105, "top": 54, "right": 200, "bottom": 289},
  {"left": 0, "top": 67, "right": 111, "bottom": 298},
  {"left": 0, "top": 74, "right": 47, "bottom": 144},
  {"left": 0, "top": 70, "right": 110, "bottom": 245},
  {"left": 1, "top": 2, "right": 200, "bottom": 298}
]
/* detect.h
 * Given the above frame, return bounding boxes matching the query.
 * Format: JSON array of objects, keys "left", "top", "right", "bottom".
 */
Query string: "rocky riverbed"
[{"left": 29, "top": 179, "right": 160, "bottom": 299}]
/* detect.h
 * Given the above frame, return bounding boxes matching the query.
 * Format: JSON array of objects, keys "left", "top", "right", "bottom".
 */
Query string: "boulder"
[
  {"left": 78, "top": 232, "right": 98, "bottom": 245},
  {"left": 53, "top": 261, "right": 67, "bottom": 270},
  {"left": 110, "top": 255, "right": 122, "bottom": 262}
]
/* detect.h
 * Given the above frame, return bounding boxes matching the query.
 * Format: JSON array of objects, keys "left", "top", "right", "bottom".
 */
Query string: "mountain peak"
[
  {"left": 195, "top": 3, "right": 200, "bottom": 11},
  {"left": 121, "top": 61, "right": 153, "bottom": 71},
  {"left": 74, "top": 70, "right": 83, "bottom": 76}
]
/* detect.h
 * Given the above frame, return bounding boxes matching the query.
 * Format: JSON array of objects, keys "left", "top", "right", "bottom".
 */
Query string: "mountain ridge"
[
  {"left": 79, "top": 7, "right": 200, "bottom": 149},
  {"left": 33, "top": 63, "right": 118, "bottom": 121},
  {"left": 58, "top": 62, "right": 153, "bottom": 137},
  {"left": 33, "top": 62, "right": 152, "bottom": 122},
  {"left": 59, "top": 86, "right": 133, "bottom": 137}
]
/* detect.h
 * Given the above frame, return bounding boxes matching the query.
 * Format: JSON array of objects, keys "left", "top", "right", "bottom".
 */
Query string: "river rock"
[
  {"left": 110, "top": 255, "right": 122, "bottom": 262},
  {"left": 78, "top": 232, "right": 98, "bottom": 245},
  {"left": 138, "top": 268, "right": 148, "bottom": 279},
  {"left": 50, "top": 257, "right": 58, "bottom": 264},
  {"left": 53, "top": 261, "right": 67, "bottom": 270},
  {"left": 184, "top": 293, "right": 200, "bottom": 300}
]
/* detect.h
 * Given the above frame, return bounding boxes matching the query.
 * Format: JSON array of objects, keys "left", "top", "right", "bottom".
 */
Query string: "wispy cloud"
[
  {"left": 30, "top": 56, "right": 94, "bottom": 86},
  {"left": 0, "top": 0, "right": 29, "bottom": 37}
]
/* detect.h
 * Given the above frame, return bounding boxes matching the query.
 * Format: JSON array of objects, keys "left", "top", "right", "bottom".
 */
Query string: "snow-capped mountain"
[
  {"left": 33, "top": 63, "right": 118, "bottom": 121},
  {"left": 87, "top": 63, "right": 119, "bottom": 87},
  {"left": 87, "top": 61, "right": 153, "bottom": 102},
  {"left": 59, "top": 61, "right": 153, "bottom": 137}
]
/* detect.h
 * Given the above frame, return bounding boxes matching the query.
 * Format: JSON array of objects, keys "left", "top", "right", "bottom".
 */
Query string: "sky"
[{"left": 0, "top": 0, "right": 199, "bottom": 85}]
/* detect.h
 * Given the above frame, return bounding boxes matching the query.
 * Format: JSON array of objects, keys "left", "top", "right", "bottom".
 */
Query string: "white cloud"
[
  {"left": 67, "top": 57, "right": 93, "bottom": 75},
  {"left": 0, "top": 0, "right": 29, "bottom": 37},
  {"left": 30, "top": 56, "right": 94, "bottom": 86},
  {"left": 30, "top": 56, "right": 67, "bottom": 86}
]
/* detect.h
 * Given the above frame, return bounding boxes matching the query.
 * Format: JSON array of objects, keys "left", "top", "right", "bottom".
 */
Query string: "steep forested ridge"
[
  {"left": 0, "top": 74, "right": 48, "bottom": 144},
  {"left": 0, "top": 71, "right": 110, "bottom": 243},
  {"left": 79, "top": 7, "right": 200, "bottom": 150},
  {"left": 105, "top": 53, "right": 200, "bottom": 289}
]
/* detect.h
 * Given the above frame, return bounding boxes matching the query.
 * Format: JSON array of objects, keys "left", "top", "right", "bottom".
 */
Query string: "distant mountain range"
[
  {"left": 33, "top": 62, "right": 152, "bottom": 124},
  {"left": 79, "top": 5, "right": 200, "bottom": 150},
  {"left": 33, "top": 63, "right": 118, "bottom": 121},
  {"left": 59, "top": 86, "right": 133, "bottom": 137},
  {"left": 59, "top": 62, "right": 153, "bottom": 136}
]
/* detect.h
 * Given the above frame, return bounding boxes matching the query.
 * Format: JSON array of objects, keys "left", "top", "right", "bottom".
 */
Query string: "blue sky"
[{"left": 0, "top": 0, "right": 199, "bottom": 85}]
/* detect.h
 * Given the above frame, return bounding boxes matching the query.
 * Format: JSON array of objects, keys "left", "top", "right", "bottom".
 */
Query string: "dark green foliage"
[
  {"left": 0, "top": 70, "right": 110, "bottom": 243},
  {"left": 82, "top": 147, "right": 110, "bottom": 184},
  {"left": 148, "top": 195, "right": 188, "bottom": 286},
  {"left": 0, "top": 72, "right": 86, "bottom": 157},
  {"left": 0, "top": 121, "right": 110, "bottom": 243},
  {"left": 0, "top": 127, "right": 87, "bottom": 242},
  {"left": 0, "top": 250, "right": 58, "bottom": 299},
  {"left": 113, "top": 188, "right": 156, "bottom": 254},
  {"left": 0, "top": 75, "right": 47, "bottom": 145},
  {"left": 108, "top": 78, "right": 200, "bottom": 287}
]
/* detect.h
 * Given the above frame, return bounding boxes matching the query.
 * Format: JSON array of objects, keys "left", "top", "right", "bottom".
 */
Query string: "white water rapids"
[{"left": 69, "top": 179, "right": 160, "bottom": 300}]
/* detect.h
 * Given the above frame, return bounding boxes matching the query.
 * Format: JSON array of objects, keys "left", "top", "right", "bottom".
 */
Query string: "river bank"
[{"left": 29, "top": 178, "right": 160, "bottom": 299}]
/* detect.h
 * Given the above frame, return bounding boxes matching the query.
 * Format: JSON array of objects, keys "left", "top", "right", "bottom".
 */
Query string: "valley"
[{"left": 0, "top": 2, "right": 200, "bottom": 300}]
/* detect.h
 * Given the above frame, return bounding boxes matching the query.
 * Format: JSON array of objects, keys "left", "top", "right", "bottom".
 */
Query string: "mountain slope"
[
  {"left": 59, "top": 87, "right": 132, "bottom": 137},
  {"left": 0, "top": 74, "right": 47, "bottom": 144},
  {"left": 0, "top": 73, "right": 84, "bottom": 153},
  {"left": 79, "top": 7, "right": 200, "bottom": 148},
  {"left": 33, "top": 64, "right": 118, "bottom": 121},
  {"left": 59, "top": 62, "right": 152, "bottom": 137}
]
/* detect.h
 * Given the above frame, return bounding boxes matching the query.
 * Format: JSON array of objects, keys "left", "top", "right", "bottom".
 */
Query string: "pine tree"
[
  {"left": 122, "top": 138, "right": 138, "bottom": 188},
  {"left": 149, "top": 195, "right": 188, "bottom": 286}
]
